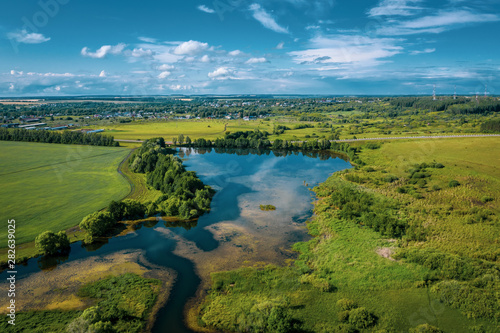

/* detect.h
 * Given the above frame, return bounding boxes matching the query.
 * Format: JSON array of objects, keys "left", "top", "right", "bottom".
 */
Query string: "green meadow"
[
  {"left": 0, "top": 141, "right": 131, "bottom": 247},
  {"left": 198, "top": 137, "right": 500, "bottom": 333}
]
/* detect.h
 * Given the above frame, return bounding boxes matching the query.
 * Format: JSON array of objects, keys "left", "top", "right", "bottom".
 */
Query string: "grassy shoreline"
[{"left": 196, "top": 137, "right": 500, "bottom": 332}]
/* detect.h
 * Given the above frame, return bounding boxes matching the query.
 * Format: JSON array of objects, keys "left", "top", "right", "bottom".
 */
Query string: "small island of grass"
[{"left": 260, "top": 204, "right": 276, "bottom": 211}]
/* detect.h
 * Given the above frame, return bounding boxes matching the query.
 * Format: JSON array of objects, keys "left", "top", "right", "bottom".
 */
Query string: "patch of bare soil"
[{"left": 376, "top": 247, "right": 396, "bottom": 261}]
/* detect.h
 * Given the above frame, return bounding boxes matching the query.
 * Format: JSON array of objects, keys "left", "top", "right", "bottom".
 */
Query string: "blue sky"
[{"left": 1, "top": 0, "right": 499, "bottom": 96}]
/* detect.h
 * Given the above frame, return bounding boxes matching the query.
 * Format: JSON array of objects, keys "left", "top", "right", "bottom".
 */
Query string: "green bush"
[
  {"left": 337, "top": 299, "right": 357, "bottom": 311},
  {"left": 347, "top": 307, "right": 377, "bottom": 329},
  {"left": 365, "top": 142, "right": 381, "bottom": 149},
  {"left": 481, "top": 196, "right": 494, "bottom": 203},
  {"left": 396, "top": 186, "right": 407, "bottom": 193},
  {"left": 108, "top": 199, "right": 146, "bottom": 221},
  {"left": 431, "top": 279, "right": 499, "bottom": 319},
  {"left": 449, "top": 180, "right": 460, "bottom": 188},
  {"left": 383, "top": 175, "right": 398, "bottom": 183},
  {"left": 79, "top": 211, "right": 115, "bottom": 242},
  {"left": 412, "top": 192, "right": 424, "bottom": 199},
  {"left": 35, "top": 231, "right": 70, "bottom": 255},
  {"left": 432, "top": 185, "right": 441, "bottom": 191},
  {"left": 260, "top": 204, "right": 277, "bottom": 211},
  {"left": 396, "top": 248, "right": 486, "bottom": 281},
  {"left": 338, "top": 310, "right": 350, "bottom": 322}
]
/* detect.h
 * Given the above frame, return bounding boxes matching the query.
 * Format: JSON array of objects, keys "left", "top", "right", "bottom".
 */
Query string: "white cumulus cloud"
[
  {"left": 246, "top": 57, "right": 268, "bottom": 64},
  {"left": 200, "top": 55, "right": 212, "bottom": 63},
  {"left": 173, "top": 40, "right": 209, "bottom": 55},
  {"left": 131, "top": 48, "right": 154, "bottom": 58},
  {"left": 158, "top": 71, "right": 171, "bottom": 79},
  {"left": 158, "top": 64, "right": 175, "bottom": 71},
  {"left": 229, "top": 50, "right": 243, "bottom": 56},
  {"left": 7, "top": 29, "right": 50, "bottom": 44},
  {"left": 208, "top": 67, "right": 234, "bottom": 80},
  {"left": 81, "top": 43, "right": 126, "bottom": 58}
]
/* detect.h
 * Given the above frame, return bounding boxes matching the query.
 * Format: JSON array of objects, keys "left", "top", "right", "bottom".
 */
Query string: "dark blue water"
[{"left": 1, "top": 149, "right": 351, "bottom": 332}]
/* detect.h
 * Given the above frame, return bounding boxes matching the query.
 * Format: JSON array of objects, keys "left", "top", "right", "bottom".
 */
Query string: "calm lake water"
[{"left": 1, "top": 148, "right": 351, "bottom": 332}]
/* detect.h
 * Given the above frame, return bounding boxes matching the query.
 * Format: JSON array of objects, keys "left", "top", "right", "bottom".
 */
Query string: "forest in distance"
[{"left": 0, "top": 95, "right": 499, "bottom": 333}]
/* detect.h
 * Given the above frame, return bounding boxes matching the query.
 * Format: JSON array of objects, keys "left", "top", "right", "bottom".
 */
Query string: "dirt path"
[{"left": 117, "top": 148, "right": 136, "bottom": 200}]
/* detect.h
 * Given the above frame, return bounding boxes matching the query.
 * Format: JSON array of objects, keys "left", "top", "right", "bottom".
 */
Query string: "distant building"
[
  {"left": 87, "top": 129, "right": 104, "bottom": 134},
  {"left": 21, "top": 118, "right": 41, "bottom": 123},
  {"left": 1, "top": 123, "right": 19, "bottom": 128},
  {"left": 18, "top": 123, "right": 46, "bottom": 129}
]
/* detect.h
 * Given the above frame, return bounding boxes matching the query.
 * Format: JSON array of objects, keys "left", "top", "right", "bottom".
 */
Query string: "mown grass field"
[
  {"left": 87, "top": 118, "right": 339, "bottom": 142},
  {"left": 0, "top": 141, "right": 131, "bottom": 247},
  {"left": 120, "top": 151, "right": 162, "bottom": 203},
  {"left": 94, "top": 120, "right": 227, "bottom": 141}
]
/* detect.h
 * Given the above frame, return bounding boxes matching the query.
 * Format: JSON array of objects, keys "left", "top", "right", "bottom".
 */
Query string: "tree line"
[
  {"left": 129, "top": 138, "right": 214, "bottom": 220},
  {"left": 448, "top": 100, "right": 500, "bottom": 115},
  {"left": 480, "top": 119, "right": 500, "bottom": 132},
  {"left": 175, "top": 130, "right": 360, "bottom": 162},
  {"left": 0, "top": 128, "right": 118, "bottom": 146}
]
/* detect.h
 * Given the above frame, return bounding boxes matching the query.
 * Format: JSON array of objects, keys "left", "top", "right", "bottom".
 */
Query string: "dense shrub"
[
  {"left": 348, "top": 307, "right": 377, "bottom": 329},
  {"left": 72, "top": 273, "right": 161, "bottom": 333},
  {"left": 337, "top": 299, "right": 357, "bottom": 311},
  {"left": 480, "top": 119, "right": 500, "bottom": 133},
  {"left": 365, "top": 142, "right": 381, "bottom": 149},
  {"left": 394, "top": 248, "right": 490, "bottom": 281},
  {"left": 481, "top": 196, "right": 494, "bottom": 203},
  {"left": 108, "top": 199, "right": 146, "bottom": 221},
  {"left": 384, "top": 175, "right": 399, "bottom": 183},
  {"left": 79, "top": 211, "right": 115, "bottom": 243},
  {"left": 315, "top": 179, "right": 407, "bottom": 237},
  {"left": 431, "top": 279, "right": 500, "bottom": 319},
  {"left": 35, "top": 231, "right": 70, "bottom": 255}
]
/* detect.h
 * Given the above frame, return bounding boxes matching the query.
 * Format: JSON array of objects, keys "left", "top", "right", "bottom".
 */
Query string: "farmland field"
[
  {"left": 0, "top": 141, "right": 131, "bottom": 247},
  {"left": 87, "top": 119, "right": 331, "bottom": 141}
]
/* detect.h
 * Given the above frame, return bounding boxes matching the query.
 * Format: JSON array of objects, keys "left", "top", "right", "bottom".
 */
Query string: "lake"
[{"left": 1, "top": 148, "right": 352, "bottom": 332}]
